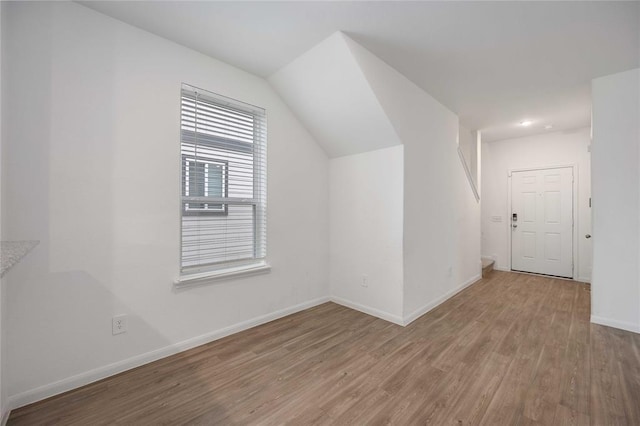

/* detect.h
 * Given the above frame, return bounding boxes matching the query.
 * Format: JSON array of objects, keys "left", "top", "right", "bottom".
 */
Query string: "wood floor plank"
[
  {"left": 433, "top": 351, "right": 511, "bottom": 425},
  {"left": 479, "top": 351, "right": 538, "bottom": 425},
  {"left": 8, "top": 271, "right": 640, "bottom": 425},
  {"left": 559, "top": 339, "right": 591, "bottom": 416},
  {"left": 591, "top": 324, "right": 628, "bottom": 425},
  {"left": 553, "top": 404, "right": 591, "bottom": 426}
]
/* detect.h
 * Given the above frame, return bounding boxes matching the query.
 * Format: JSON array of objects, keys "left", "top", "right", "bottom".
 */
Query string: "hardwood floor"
[{"left": 8, "top": 271, "right": 640, "bottom": 425}]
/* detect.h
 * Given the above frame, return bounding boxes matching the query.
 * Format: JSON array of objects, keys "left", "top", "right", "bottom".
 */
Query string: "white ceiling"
[{"left": 80, "top": 1, "right": 639, "bottom": 142}]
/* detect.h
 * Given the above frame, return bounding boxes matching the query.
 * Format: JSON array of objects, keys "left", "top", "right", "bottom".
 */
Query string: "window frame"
[
  {"left": 177, "top": 84, "right": 268, "bottom": 283},
  {"left": 181, "top": 155, "right": 229, "bottom": 216}
]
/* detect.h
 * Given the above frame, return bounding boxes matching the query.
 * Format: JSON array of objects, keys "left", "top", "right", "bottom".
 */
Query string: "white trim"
[
  {"left": 1, "top": 409, "right": 9, "bottom": 426},
  {"left": 457, "top": 146, "right": 480, "bottom": 202},
  {"left": 403, "top": 274, "right": 482, "bottom": 326},
  {"left": 6, "top": 295, "right": 330, "bottom": 411},
  {"left": 329, "top": 296, "right": 404, "bottom": 326},
  {"left": 506, "top": 164, "right": 578, "bottom": 176},
  {"left": 175, "top": 262, "right": 271, "bottom": 288},
  {"left": 591, "top": 315, "right": 640, "bottom": 335},
  {"left": 577, "top": 276, "right": 591, "bottom": 284},
  {"left": 506, "top": 270, "right": 576, "bottom": 282},
  {"left": 330, "top": 274, "right": 483, "bottom": 328},
  {"left": 507, "top": 164, "right": 578, "bottom": 280}
]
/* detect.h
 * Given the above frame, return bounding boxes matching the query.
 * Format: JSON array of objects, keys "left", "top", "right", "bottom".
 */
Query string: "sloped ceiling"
[
  {"left": 343, "top": 34, "right": 454, "bottom": 149},
  {"left": 268, "top": 32, "right": 401, "bottom": 158},
  {"left": 80, "top": 1, "right": 638, "bottom": 142},
  {"left": 269, "top": 32, "right": 463, "bottom": 159}
]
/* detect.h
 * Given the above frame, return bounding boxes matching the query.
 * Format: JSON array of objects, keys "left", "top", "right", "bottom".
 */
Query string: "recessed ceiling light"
[
  {"left": 544, "top": 124, "right": 553, "bottom": 130},
  {"left": 520, "top": 120, "right": 533, "bottom": 127}
]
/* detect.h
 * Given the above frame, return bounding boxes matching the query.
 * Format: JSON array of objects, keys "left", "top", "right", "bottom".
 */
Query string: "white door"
[{"left": 511, "top": 167, "right": 573, "bottom": 278}]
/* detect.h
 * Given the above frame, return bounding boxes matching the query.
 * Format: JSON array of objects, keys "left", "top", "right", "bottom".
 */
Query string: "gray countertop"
[{"left": 1, "top": 240, "right": 39, "bottom": 278}]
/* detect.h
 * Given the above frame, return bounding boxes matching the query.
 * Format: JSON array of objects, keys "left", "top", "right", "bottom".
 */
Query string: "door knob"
[{"left": 585, "top": 234, "right": 591, "bottom": 239}]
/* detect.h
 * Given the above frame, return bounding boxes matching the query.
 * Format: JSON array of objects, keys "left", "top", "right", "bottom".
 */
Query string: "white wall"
[
  {"left": 2, "top": 1, "right": 329, "bottom": 406},
  {"left": 0, "top": 1, "right": 4, "bottom": 420},
  {"left": 481, "top": 128, "right": 592, "bottom": 282},
  {"left": 591, "top": 68, "right": 640, "bottom": 333},
  {"left": 329, "top": 145, "right": 404, "bottom": 324},
  {"left": 343, "top": 36, "right": 481, "bottom": 322}
]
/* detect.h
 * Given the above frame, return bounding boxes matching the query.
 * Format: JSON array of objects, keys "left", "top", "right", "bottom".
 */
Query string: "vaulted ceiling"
[
  {"left": 269, "top": 32, "right": 403, "bottom": 158},
  {"left": 80, "top": 1, "right": 639, "bottom": 142}
]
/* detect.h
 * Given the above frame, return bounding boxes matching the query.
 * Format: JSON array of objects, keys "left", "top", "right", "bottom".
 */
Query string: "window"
[
  {"left": 183, "top": 157, "right": 228, "bottom": 215},
  {"left": 180, "top": 84, "right": 267, "bottom": 274}
]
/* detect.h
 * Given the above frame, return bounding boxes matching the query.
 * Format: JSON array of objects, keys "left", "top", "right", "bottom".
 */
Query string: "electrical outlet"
[
  {"left": 361, "top": 275, "right": 369, "bottom": 288},
  {"left": 112, "top": 315, "right": 128, "bottom": 335}
]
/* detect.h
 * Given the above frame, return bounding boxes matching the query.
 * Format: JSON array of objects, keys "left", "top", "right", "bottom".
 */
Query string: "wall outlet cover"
[
  {"left": 112, "top": 315, "right": 128, "bottom": 335},
  {"left": 361, "top": 275, "right": 369, "bottom": 287}
]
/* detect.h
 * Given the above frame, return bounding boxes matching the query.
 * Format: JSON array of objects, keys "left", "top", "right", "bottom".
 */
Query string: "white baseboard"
[
  {"left": 492, "top": 267, "right": 591, "bottom": 284},
  {"left": 330, "top": 296, "right": 404, "bottom": 326},
  {"left": 6, "top": 296, "right": 331, "bottom": 411},
  {"left": 403, "top": 274, "right": 482, "bottom": 326},
  {"left": 591, "top": 315, "right": 640, "bottom": 334}
]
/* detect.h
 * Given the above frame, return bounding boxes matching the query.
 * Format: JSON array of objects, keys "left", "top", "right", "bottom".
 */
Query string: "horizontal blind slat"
[{"left": 180, "top": 84, "right": 267, "bottom": 271}]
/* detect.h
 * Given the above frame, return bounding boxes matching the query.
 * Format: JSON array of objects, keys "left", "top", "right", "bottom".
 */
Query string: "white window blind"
[{"left": 180, "top": 84, "right": 267, "bottom": 273}]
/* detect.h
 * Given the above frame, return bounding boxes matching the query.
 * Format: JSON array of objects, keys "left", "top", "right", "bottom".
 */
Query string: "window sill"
[{"left": 174, "top": 261, "right": 271, "bottom": 289}]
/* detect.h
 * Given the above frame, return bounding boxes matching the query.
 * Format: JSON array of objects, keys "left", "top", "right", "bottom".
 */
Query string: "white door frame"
[{"left": 507, "top": 164, "right": 578, "bottom": 280}]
